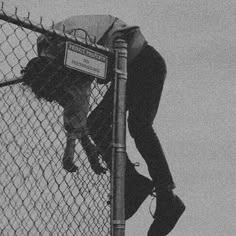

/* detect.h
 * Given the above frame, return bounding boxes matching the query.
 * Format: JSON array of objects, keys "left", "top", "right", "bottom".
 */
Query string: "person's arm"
[
  {"left": 100, "top": 18, "right": 147, "bottom": 64},
  {"left": 63, "top": 112, "right": 106, "bottom": 174},
  {"left": 62, "top": 82, "right": 106, "bottom": 174}
]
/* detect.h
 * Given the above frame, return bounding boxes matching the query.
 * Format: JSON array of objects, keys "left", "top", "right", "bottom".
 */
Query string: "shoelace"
[
  {"left": 149, "top": 185, "right": 176, "bottom": 219},
  {"left": 133, "top": 162, "right": 140, "bottom": 167},
  {"left": 149, "top": 188, "right": 157, "bottom": 218}
]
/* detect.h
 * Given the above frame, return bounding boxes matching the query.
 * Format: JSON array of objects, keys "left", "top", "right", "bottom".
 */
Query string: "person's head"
[{"left": 22, "top": 36, "right": 93, "bottom": 106}]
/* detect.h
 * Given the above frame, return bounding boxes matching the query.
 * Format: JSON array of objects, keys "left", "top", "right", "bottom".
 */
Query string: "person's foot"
[
  {"left": 125, "top": 170, "right": 154, "bottom": 220},
  {"left": 148, "top": 191, "right": 185, "bottom": 236},
  {"left": 63, "top": 158, "right": 78, "bottom": 172},
  {"left": 107, "top": 168, "right": 154, "bottom": 220}
]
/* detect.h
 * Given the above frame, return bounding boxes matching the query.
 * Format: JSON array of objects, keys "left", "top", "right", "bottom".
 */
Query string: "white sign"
[{"left": 64, "top": 41, "right": 108, "bottom": 80}]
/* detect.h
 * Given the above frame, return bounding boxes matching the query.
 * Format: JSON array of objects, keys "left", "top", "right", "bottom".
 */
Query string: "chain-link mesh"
[{"left": 0, "top": 6, "right": 115, "bottom": 236}]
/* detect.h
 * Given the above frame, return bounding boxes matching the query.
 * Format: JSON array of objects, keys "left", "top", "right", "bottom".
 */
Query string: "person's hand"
[
  {"left": 62, "top": 138, "right": 78, "bottom": 173},
  {"left": 85, "top": 143, "right": 107, "bottom": 175},
  {"left": 63, "top": 158, "right": 79, "bottom": 173}
]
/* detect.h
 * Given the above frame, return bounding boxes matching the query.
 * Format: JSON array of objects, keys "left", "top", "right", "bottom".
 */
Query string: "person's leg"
[
  {"left": 88, "top": 83, "right": 144, "bottom": 172},
  {"left": 127, "top": 45, "right": 175, "bottom": 190},
  {"left": 87, "top": 84, "right": 154, "bottom": 220},
  {"left": 127, "top": 45, "right": 185, "bottom": 235},
  {"left": 87, "top": 84, "right": 114, "bottom": 169},
  {"left": 62, "top": 81, "right": 105, "bottom": 174}
]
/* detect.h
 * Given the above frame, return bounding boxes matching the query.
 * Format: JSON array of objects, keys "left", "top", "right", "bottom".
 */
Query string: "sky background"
[{"left": 4, "top": 0, "right": 236, "bottom": 235}]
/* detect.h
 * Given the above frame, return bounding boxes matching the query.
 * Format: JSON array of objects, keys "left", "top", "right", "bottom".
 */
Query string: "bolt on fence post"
[{"left": 111, "top": 39, "right": 128, "bottom": 236}]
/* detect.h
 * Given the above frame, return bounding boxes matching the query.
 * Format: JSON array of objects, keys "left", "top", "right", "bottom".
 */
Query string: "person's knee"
[
  {"left": 128, "top": 119, "right": 151, "bottom": 139},
  {"left": 128, "top": 119, "right": 137, "bottom": 138}
]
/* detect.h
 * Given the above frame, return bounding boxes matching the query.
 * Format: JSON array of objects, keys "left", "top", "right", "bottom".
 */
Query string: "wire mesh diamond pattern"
[{"left": 0, "top": 8, "right": 112, "bottom": 236}]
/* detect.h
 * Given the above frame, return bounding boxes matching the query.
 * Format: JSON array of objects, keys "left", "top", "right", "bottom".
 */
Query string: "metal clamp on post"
[
  {"left": 112, "top": 143, "right": 125, "bottom": 148},
  {"left": 114, "top": 69, "right": 127, "bottom": 78},
  {"left": 113, "top": 220, "right": 126, "bottom": 228}
]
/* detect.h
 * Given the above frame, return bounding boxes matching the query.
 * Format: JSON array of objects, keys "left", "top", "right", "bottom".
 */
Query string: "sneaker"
[
  {"left": 106, "top": 169, "right": 154, "bottom": 220},
  {"left": 148, "top": 193, "right": 185, "bottom": 236},
  {"left": 125, "top": 171, "right": 154, "bottom": 220}
]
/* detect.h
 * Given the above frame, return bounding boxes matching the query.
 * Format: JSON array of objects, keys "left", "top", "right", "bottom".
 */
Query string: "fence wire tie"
[
  {"left": 39, "top": 16, "right": 43, "bottom": 25},
  {"left": 14, "top": 6, "right": 17, "bottom": 16},
  {"left": 51, "top": 20, "right": 55, "bottom": 31}
]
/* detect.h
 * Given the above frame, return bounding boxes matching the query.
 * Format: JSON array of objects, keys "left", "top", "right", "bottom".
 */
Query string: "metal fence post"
[{"left": 111, "top": 39, "right": 128, "bottom": 236}]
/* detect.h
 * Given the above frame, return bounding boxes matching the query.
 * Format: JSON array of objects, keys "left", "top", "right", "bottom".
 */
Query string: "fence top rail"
[{"left": 0, "top": 2, "right": 113, "bottom": 54}]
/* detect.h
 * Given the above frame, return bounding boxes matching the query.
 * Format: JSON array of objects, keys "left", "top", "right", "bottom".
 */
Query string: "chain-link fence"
[{"left": 0, "top": 4, "right": 125, "bottom": 236}]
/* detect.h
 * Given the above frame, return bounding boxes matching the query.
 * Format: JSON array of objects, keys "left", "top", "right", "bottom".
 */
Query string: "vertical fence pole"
[{"left": 111, "top": 39, "right": 128, "bottom": 236}]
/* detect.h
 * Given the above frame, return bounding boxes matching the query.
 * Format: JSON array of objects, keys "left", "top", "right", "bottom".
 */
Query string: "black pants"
[{"left": 88, "top": 45, "right": 175, "bottom": 190}]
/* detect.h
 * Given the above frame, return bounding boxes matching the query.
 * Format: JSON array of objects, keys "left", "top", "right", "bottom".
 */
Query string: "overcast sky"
[{"left": 4, "top": 0, "right": 236, "bottom": 235}]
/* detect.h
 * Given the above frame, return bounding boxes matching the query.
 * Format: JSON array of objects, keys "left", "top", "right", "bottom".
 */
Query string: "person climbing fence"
[
  {"left": 48, "top": 15, "right": 186, "bottom": 236},
  {"left": 0, "top": 7, "right": 185, "bottom": 235}
]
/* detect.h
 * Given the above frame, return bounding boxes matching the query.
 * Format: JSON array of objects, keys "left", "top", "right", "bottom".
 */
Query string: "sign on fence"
[{"left": 64, "top": 41, "right": 108, "bottom": 80}]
